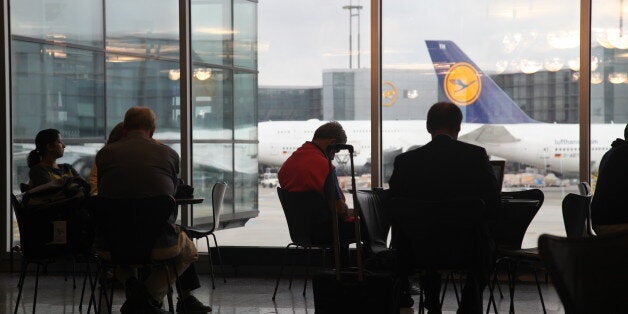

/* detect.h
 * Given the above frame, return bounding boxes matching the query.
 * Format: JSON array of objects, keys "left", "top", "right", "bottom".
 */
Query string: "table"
[{"left": 175, "top": 198, "right": 204, "bottom": 205}]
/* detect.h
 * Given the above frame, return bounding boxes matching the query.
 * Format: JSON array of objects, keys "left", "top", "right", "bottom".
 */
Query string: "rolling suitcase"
[{"left": 312, "top": 144, "right": 402, "bottom": 313}]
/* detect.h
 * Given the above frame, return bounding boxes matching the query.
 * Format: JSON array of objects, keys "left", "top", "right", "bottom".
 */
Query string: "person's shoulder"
[{"left": 456, "top": 140, "right": 487, "bottom": 155}]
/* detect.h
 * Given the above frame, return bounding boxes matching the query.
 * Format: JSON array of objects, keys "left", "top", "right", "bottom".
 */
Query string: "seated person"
[
  {"left": 591, "top": 123, "right": 628, "bottom": 235},
  {"left": 96, "top": 107, "right": 210, "bottom": 313},
  {"left": 87, "top": 122, "right": 125, "bottom": 195},
  {"left": 278, "top": 121, "right": 354, "bottom": 243},
  {"left": 389, "top": 102, "right": 499, "bottom": 313},
  {"left": 27, "top": 128, "right": 79, "bottom": 188}
]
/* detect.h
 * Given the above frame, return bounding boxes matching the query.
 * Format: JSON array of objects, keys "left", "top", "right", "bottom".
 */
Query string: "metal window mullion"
[
  {"left": 102, "top": 0, "right": 108, "bottom": 143},
  {"left": 580, "top": 0, "right": 592, "bottom": 184},
  {"left": 231, "top": 0, "right": 236, "bottom": 216},
  {"left": 370, "top": 0, "right": 382, "bottom": 187},
  {"left": 2, "top": 0, "right": 12, "bottom": 253},
  {"left": 179, "top": 0, "right": 192, "bottom": 227}
]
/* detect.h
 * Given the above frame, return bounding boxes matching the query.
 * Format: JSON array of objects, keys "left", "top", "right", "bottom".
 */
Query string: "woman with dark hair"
[
  {"left": 87, "top": 122, "right": 125, "bottom": 195},
  {"left": 27, "top": 129, "right": 80, "bottom": 188}
]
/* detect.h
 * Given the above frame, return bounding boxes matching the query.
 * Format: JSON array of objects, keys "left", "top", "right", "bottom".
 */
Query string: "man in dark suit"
[
  {"left": 591, "top": 123, "right": 628, "bottom": 235},
  {"left": 390, "top": 102, "right": 499, "bottom": 314}
]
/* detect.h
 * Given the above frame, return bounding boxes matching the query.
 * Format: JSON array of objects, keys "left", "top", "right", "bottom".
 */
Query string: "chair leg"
[
  {"left": 14, "top": 261, "right": 27, "bottom": 314},
  {"left": 440, "top": 272, "right": 451, "bottom": 307},
  {"left": 451, "top": 272, "right": 461, "bottom": 307},
  {"left": 79, "top": 262, "right": 90, "bottom": 311},
  {"left": 507, "top": 261, "right": 518, "bottom": 314},
  {"left": 73, "top": 260, "right": 77, "bottom": 289},
  {"left": 533, "top": 267, "right": 547, "bottom": 314},
  {"left": 211, "top": 233, "right": 227, "bottom": 284},
  {"left": 303, "top": 247, "right": 311, "bottom": 297},
  {"left": 87, "top": 263, "right": 101, "bottom": 314},
  {"left": 288, "top": 246, "right": 299, "bottom": 290},
  {"left": 486, "top": 270, "right": 499, "bottom": 314},
  {"left": 173, "top": 261, "right": 186, "bottom": 313},
  {"left": 108, "top": 277, "right": 115, "bottom": 314},
  {"left": 32, "top": 263, "right": 41, "bottom": 314},
  {"left": 272, "top": 243, "right": 293, "bottom": 301},
  {"left": 165, "top": 264, "right": 175, "bottom": 313},
  {"left": 205, "top": 236, "right": 216, "bottom": 290}
]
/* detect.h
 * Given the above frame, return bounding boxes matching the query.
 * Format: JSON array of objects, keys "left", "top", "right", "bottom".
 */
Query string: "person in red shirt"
[{"left": 278, "top": 121, "right": 354, "bottom": 241}]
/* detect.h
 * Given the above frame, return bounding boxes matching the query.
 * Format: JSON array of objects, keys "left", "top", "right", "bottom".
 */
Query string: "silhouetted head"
[
  {"left": 426, "top": 102, "right": 463, "bottom": 139},
  {"left": 106, "top": 122, "right": 126, "bottom": 145},
  {"left": 123, "top": 107, "right": 156, "bottom": 137},
  {"left": 27, "top": 129, "right": 65, "bottom": 168},
  {"left": 312, "top": 121, "right": 347, "bottom": 156},
  {"left": 624, "top": 123, "right": 628, "bottom": 140}
]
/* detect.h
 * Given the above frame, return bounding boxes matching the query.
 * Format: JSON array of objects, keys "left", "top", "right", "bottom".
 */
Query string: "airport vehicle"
[
  {"left": 258, "top": 40, "right": 622, "bottom": 176},
  {"left": 260, "top": 172, "right": 279, "bottom": 188}
]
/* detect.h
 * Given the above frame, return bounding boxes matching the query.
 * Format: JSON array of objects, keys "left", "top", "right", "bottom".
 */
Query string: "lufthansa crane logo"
[{"left": 444, "top": 62, "right": 482, "bottom": 106}]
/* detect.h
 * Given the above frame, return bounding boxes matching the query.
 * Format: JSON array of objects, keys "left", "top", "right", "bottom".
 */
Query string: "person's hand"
[{"left": 335, "top": 200, "right": 355, "bottom": 222}]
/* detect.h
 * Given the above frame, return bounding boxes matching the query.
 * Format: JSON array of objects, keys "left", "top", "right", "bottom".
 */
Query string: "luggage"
[{"left": 312, "top": 144, "right": 402, "bottom": 314}]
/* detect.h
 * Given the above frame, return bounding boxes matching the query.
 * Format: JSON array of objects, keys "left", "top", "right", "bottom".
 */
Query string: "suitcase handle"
[{"left": 326, "top": 144, "right": 364, "bottom": 282}]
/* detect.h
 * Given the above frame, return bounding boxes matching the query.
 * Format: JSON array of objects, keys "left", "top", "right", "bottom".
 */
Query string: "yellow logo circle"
[
  {"left": 444, "top": 62, "right": 482, "bottom": 106},
  {"left": 382, "top": 81, "right": 398, "bottom": 107}
]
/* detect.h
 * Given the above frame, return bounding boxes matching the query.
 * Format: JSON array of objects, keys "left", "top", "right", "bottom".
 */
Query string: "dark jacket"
[
  {"left": 389, "top": 134, "right": 500, "bottom": 223},
  {"left": 592, "top": 139, "right": 628, "bottom": 226}
]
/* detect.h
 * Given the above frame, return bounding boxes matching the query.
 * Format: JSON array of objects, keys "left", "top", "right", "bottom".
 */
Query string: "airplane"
[{"left": 258, "top": 40, "right": 624, "bottom": 178}]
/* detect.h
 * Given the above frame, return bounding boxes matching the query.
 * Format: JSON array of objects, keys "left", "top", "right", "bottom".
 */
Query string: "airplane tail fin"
[{"left": 425, "top": 40, "right": 537, "bottom": 124}]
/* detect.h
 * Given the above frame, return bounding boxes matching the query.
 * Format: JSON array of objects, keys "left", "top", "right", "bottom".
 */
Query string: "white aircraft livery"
[{"left": 258, "top": 40, "right": 624, "bottom": 177}]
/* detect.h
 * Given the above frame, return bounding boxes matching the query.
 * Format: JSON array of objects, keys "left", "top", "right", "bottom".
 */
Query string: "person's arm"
[
  {"left": 388, "top": 155, "right": 401, "bottom": 197},
  {"left": 28, "top": 165, "right": 51, "bottom": 188},
  {"left": 87, "top": 162, "right": 98, "bottom": 195}
]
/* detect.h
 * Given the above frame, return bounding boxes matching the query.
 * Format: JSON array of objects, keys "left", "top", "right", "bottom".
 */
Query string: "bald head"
[{"left": 124, "top": 107, "right": 156, "bottom": 132}]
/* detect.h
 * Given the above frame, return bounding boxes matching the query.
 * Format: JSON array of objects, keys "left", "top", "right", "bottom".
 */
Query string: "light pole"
[{"left": 343, "top": 1, "right": 363, "bottom": 68}]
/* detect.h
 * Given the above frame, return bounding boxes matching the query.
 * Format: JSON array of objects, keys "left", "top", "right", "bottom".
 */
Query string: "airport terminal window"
[
  {"left": 192, "top": 0, "right": 231, "bottom": 66},
  {"left": 8, "top": 0, "right": 258, "bottom": 249},
  {"left": 234, "top": 0, "right": 257, "bottom": 69},
  {"left": 383, "top": 0, "right": 580, "bottom": 247}
]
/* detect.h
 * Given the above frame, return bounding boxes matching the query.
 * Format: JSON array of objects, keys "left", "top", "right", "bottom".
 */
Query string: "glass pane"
[
  {"left": 234, "top": 72, "right": 257, "bottom": 140},
  {"left": 383, "top": 0, "right": 580, "bottom": 248},
  {"left": 106, "top": 0, "right": 179, "bottom": 59},
  {"left": 11, "top": 41, "right": 105, "bottom": 139},
  {"left": 228, "top": 0, "right": 371, "bottom": 246},
  {"left": 191, "top": 0, "right": 231, "bottom": 65},
  {"left": 234, "top": 144, "right": 258, "bottom": 213},
  {"left": 191, "top": 143, "right": 234, "bottom": 242},
  {"left": 10, "top": 0, "right": 103, "bottom": 47},
  {"left": 192, "top": 66, "right": 233, "bottom": 140},
  {"left": 590, "top": 2, "right": 628, "bottom": 215},
  {"left": 106, "top": 57, "right": 181, "bottom": 140},
  {"left": 234, "top": 0, "right": 257, "bottom": 69}
]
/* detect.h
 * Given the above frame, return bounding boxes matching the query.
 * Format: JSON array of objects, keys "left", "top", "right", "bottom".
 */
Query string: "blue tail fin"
[{"left": 425, "top": 40, "right": 537, "bottom": 124}]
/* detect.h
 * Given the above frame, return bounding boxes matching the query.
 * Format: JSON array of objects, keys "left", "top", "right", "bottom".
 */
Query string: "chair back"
[
  {"left": 87, "top": 195, "right": 176, "bottom": 265},
  {"left": 493, "top": 189, "right": 544, "bottom": 249},
  {"left": 355, "top": 189, "right": 391, "bottom": 256},
  {"left": 539, "top": 233, "right": 628, "bottom": 314},
  {"left": 12, "top": 193, "right": 84, "bottom": 259},
  {"left": 390, "top": 197, "right": 487, "bottom": 270},
  {"left": 210, "top": 182, "right": 228, "bottom": 232},
  {"left": 577, "top": 182, "right": 591, "bottom": 196},
  {"left": 562, "top": 193, "right": 593, "bottom": 238},
  {"left": 277, "top": 187, "right": 331, "bottom": 246}
]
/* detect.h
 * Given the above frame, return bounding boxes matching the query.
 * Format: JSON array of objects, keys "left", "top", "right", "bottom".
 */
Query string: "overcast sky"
[{"left": 258, "top": 0, "right": 621, "bottom": 86}]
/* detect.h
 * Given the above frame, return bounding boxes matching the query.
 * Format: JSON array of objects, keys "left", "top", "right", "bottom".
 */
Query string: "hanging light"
[
  {"left": 547, "top": 31, "right": 579, "bottom": 49},
  {"left": 571, "top": 72, "right": 580, "bottom": 82},
  {"left": 494, "top": 61, "right": 509, "bottom": 74},
  {"left": 609, "top": 72, "right": 627, "bottom": 84},
  {"left": 168, "top": 69, "right": 180, "bottom": 81},
  {"left": 519, "top": 59, "right": 542, "bottom": 74},
  {"left": 194, "top": 68, "right": 212, "bottom": 81},
  {"left": 591, "top": 72, "right": 603, "bottom": 84},
  {"left": 566, "top": 56, "right": 599, "bottom": 72},
  {"left": 544, "top": 57, "right": 564, "bottom": 72}
]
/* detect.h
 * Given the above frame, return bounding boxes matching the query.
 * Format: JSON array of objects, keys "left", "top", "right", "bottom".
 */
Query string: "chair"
[
  {"left": 538, "top": 233, "right": 628, "bottom": 313},
  {"left": 389, "top": 197, "right": 494, "bottom": 313},
  {"left": 562, "top": 193, "right": 593, "bottom": 238},
  {"left": 355, "top": 188, "right": 392, "bottom": 256},
  {"left": 492, "top": 189, "right": 546, "bottom": 314},
  {"left": 272, "top": 187, "right": 355, "bottom": 300},
  {"left": 12, "top": 193, "right": 93, "bottom": 314},
  {"left": 577, "top": 182, "right": 591, "bottom": 196},
  {"left": 86, "top": 195, "right": 181, "bottom": 313},
  {"left": 185, "top": 181, "right": 228, "bottom": 289}
]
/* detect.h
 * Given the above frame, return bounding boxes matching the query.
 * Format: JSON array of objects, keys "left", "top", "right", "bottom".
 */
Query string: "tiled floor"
[{"left": 0, "top": 272, "right": 564, "bottom": 313}]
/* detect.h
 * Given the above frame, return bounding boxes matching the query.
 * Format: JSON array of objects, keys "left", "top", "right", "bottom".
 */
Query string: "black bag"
[{"left": 312, "top": 144, "right": 402, "bottom": 314}]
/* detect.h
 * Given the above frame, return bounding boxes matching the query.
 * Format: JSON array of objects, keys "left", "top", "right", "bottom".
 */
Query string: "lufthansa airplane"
[{"left": 258, "top": 40, "right": 624, "bottom": 176}]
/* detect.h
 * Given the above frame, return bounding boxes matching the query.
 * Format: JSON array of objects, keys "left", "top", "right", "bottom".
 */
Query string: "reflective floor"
[{"left": 0, "top": 272, "right": 564, "bottom": 313}]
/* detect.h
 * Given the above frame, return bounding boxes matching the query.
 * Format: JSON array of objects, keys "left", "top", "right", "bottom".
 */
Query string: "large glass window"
[
  {"left": 383, "top": 0, "right": 580, "bottom": 247},
  {"left": 9, "top": 0, "right": 258, "bottom": 249}
]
